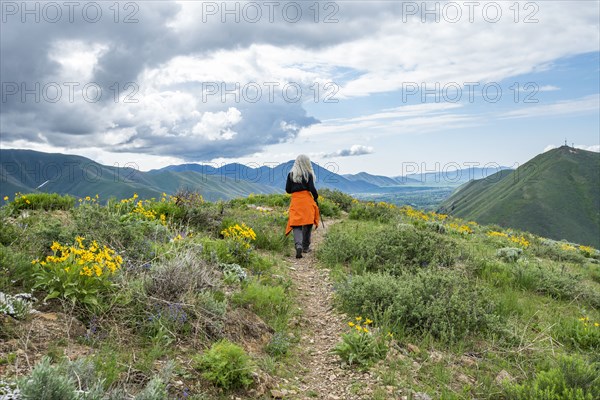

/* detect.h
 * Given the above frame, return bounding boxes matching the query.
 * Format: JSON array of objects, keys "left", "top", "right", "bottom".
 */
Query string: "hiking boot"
[
  {"left": 302, "top": 248, "right": 312, "bottom": 253},
  {"left": 296, "top": 247, "right": 303, "bottom": 259}
]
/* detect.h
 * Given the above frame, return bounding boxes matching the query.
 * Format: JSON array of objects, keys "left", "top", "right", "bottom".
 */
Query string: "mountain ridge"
[{"left": 438, "top": 146, "right": 600, "bottom": 247}]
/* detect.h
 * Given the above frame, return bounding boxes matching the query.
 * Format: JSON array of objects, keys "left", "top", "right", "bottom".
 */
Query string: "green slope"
[
  {"left": 438, "top": 146, "right": 600, "bottom": 247},
  {"left": 0, "top": 149, "right": 280, "bottom": 201}
]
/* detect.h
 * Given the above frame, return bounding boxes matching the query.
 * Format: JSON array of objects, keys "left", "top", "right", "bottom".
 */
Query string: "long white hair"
[{"left": 290, "top": 154, "right": 315, "bottom": 183}]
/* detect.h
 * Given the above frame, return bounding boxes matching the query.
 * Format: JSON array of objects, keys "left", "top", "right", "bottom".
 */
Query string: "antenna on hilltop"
[{"left": 564, "top": 138, "right": 568, "bottom": 147}]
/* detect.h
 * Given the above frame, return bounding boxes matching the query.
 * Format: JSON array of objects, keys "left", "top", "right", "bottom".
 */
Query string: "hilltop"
[{"left": 439, "top": 146, "right": 600, "bottom": 247}]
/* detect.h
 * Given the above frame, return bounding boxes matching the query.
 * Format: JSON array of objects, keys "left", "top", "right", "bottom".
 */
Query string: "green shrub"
[
  {"left": 317, "top": 197, "right": 341, "bottom": 218},
  {"left": 8, "top": 193, "right": 75, "bottom": 214},
  {"left": 532, "top": 239, "right": 587, "bottom": 264},
  {"left": 133, "top": 376, "right": 168, "bottom": 400},
  {"left": 504, "top": 355, "right": 600, "bottom": 400},
  {"left": 497, "top": 247, "right": 523, "bottom": 263},
  {"left": 554, "top": 316, "right": 600, "bottom": 351},
  {"left": 0, "top": 244, "right": 35, "bottom": 289},
  {"left": 32, "top": 238, "right": 122, "bottom": 311},
  {"left": 337, "top": 270, "right": 500, "bottom": 342},
  {"left": 512, "top": 263, "right": 579, "bottom": 301},
  {"left": 193, "top": 339, "right": 254, "bottom": 389},
  {"left": 319, "top": 189, "right": 354, "bottom": 212},
  {"left": 18, "top": 357, "right": 77, "bottom": 400},
  {"left": 332, "top": 318, "right": 388, "bottom": 368},
  {"left": 348, "top": 202, "right": 397, "bottom": 223},
  {"left": 72, "top": 204, "right": 167, "bottom": 265},
  {"left": 320, "top": 222, "right": 456, "bottom": 274},
  {"left": 265, "top": 331, "right": 292, "bottom": 357},
  {"left": 230, "top": 194, "right": 290, "bottom": 208},
  {"left": 232, "top": 280, "right": 289, "bottom": 325}
]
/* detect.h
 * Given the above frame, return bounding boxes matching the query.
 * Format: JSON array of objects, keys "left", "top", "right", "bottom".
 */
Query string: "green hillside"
[
  {"left": 439, "top": 146, "right": 600, "bottom": 247},
  {"left": 0, "top": 149, "right": 280, "bottom": 201}
]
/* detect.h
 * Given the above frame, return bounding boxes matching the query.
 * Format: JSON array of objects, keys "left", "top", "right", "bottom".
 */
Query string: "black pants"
[{"left": 292, "top": 225, "right": 313, "bottom": 250}]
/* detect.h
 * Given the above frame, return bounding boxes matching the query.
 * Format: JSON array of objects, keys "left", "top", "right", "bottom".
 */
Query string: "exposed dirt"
[{"left": 271, "top": 222, "right": 388, "bottom": 400}]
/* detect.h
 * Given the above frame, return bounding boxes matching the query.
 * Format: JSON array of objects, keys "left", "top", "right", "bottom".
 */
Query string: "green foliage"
[
  {"left": 193, "top": 339, "right": 255, "bottom": 390},
  {"left": 0, "top": 244, "right": 35, "bottom": 289},
  {"left": 32, "top": 239, "right": 122, "bottom": 311},
  {"left": 497, "top": 247, "right": 523, "bottom": 263},
  {"left": 7, "top": 193, "right": 75, "bottom": 214},
  {"left": 348, "top": 202, "right": 397, "bottom": 222},
  {"left": 554, "top": 316, "right": 600, "bottom": 351},
  {"left": 72, "top": 203, "right": 167, "bottom": 265},
  {"left": 320, "top": 221, "right": 456, "bottom": 274},
  {"left": 439, "top": 147, "right": 600, "bottom": 248},
  {"left": 317, "top": 196, "right": 341, "bottom": 217},
  {"left": 336, "top": 270, "right": 500, "bottom": 342},
  {"left": 319, "top": 189, "right": 355, "bottom": 212},
  {"left": 332, "top": 320, "right": 388, "bottom": 368},
  {"left": 512, "top": 263, "right": 580, "bottom": 301},
  {"left": 230, "top": 193, "right": 290, "bottom": 208},
  {"left": 133, "top": 376, "right": 168, "bottom": 400},
  {"left": 18, "top": 357, "right": 77, "bottom": 400},
  {"left": 265, "top": 332, "right": 292, "bottom": 357},
  {"left": 232, "top": 280, "right": 289, "bottom": 325},
  {"left": 504, "top": 355, "right": 600, "bottom": 400},
  {"left": 532, "top": 239, "right": 588, "bottom": 264}
]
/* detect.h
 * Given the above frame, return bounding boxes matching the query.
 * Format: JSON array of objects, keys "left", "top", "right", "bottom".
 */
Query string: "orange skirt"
[{"left": 285, "top": 191, "right": 320, "bottom": 235}]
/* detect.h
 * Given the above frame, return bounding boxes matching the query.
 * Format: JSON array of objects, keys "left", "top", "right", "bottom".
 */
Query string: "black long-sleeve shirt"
[{"left": 285, "top": 172, "right": 318, "bottom": 202}]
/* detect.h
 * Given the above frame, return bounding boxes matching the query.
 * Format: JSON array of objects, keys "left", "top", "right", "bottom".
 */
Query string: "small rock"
[
  {"left": 327, "top": 395, "right": 340, "bottom": 400},
  {"left": 495, "top": 370, "right": 513, "bottom": 385},
  {"left": 457, "top": 373, "right": 474, "bottom": 385},
  {"left": 460, "top": 355, "right": 476, "bottom": 367},
  {"left": 270, "top": 389, "right": 285, "bottom": 398},
  {"left": 429, "top": 350, "right": 443, "bottom": 363},
  {"left": 412, "top": 392, "right": 432, "bottom": 400},
  {"left": 407, "top": 343, "right": 420, "bottom": 354},
  {"left": 37, "top": 312, "right": 58, "bottom": 321},
  {"left": 328, "top": 374, "right": 336, "bottom": 381}
]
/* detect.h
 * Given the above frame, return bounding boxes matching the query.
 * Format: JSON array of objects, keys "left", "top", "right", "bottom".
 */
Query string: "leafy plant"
[
  {"left": 504, "top": 355, "right": 600, "bottom": 399},
  {"left": 332, "top": 317, "right": 388, "bottom": 368},
  {"left": 18, "top": 357, "right": 77, "bottom": 400},
  {"left": 497, "top": 247, "right": 523, "bottom": 262},
  {"left": 32, "top": 237, "right": 122, "bottom": 310},
  {"left": 193, "top": 339, "right": 255, "bottom": 389}
]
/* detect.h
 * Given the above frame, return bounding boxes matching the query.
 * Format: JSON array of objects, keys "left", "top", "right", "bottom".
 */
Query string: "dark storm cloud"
[
  {"left": 108, "top": 98, "right": 319, "bottom": 161},
  {"left": 0, "top": 1, "right": 396, "bottom": 159}
]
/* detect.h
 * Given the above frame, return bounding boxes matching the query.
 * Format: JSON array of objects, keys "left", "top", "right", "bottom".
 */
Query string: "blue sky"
[{"left": 1, "top": 1, "right": 599, "bottom": 176}]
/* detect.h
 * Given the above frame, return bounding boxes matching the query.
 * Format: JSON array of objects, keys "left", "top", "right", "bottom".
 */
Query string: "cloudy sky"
[{"left": 1, "top": 0, "right": 599, "bottom": 176}]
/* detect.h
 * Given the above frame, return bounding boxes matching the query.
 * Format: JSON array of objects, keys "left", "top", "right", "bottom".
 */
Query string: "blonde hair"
[{"left": 290, "top": 154, "right": 315, "bottom": 183}]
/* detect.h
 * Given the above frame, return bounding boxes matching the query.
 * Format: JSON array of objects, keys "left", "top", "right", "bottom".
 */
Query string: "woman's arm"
[
  {"left": 285, "top": 173, "right": 292, "bottom": 194},
  {"left": 308, "top": 175, "right": 319, "bottom": 201}
]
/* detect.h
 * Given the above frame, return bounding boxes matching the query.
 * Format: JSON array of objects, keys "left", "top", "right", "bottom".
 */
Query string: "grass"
[{"left": 319, "top": 200, "right": 600, "bottom": 399}]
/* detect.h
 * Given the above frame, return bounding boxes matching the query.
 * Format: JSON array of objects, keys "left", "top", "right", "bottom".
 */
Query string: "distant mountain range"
[
  {"left": 439, "top": 146, "right": 600, "bottom": 247},
  {"left": 0, "top": 149, "right": 507, "bottom": 204}
]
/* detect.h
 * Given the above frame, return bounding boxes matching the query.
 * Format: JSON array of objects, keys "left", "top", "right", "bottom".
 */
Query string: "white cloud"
[
  {"left": 501, "top": 94, "right": 600, "bottom": 119},
  {"left": 324, "top": 144, "right": 374, "bottom": 158},
  {"left": 191, "top": 108, "right": 242, "bottom": 141}
]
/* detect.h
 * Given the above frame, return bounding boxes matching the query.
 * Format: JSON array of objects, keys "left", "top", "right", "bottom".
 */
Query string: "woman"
[{"left": 285, "top": 154, "right": 320, "bottom": 258}]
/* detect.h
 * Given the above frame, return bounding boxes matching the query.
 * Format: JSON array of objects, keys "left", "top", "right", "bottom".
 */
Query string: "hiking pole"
[{"left": 317, "top": 201, "right": 325, "bottom": 228}]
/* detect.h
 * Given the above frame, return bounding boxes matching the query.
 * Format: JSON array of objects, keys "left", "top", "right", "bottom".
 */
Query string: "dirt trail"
[{"left": 272, "top": 221, "right": 379, "bottom": 400}]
